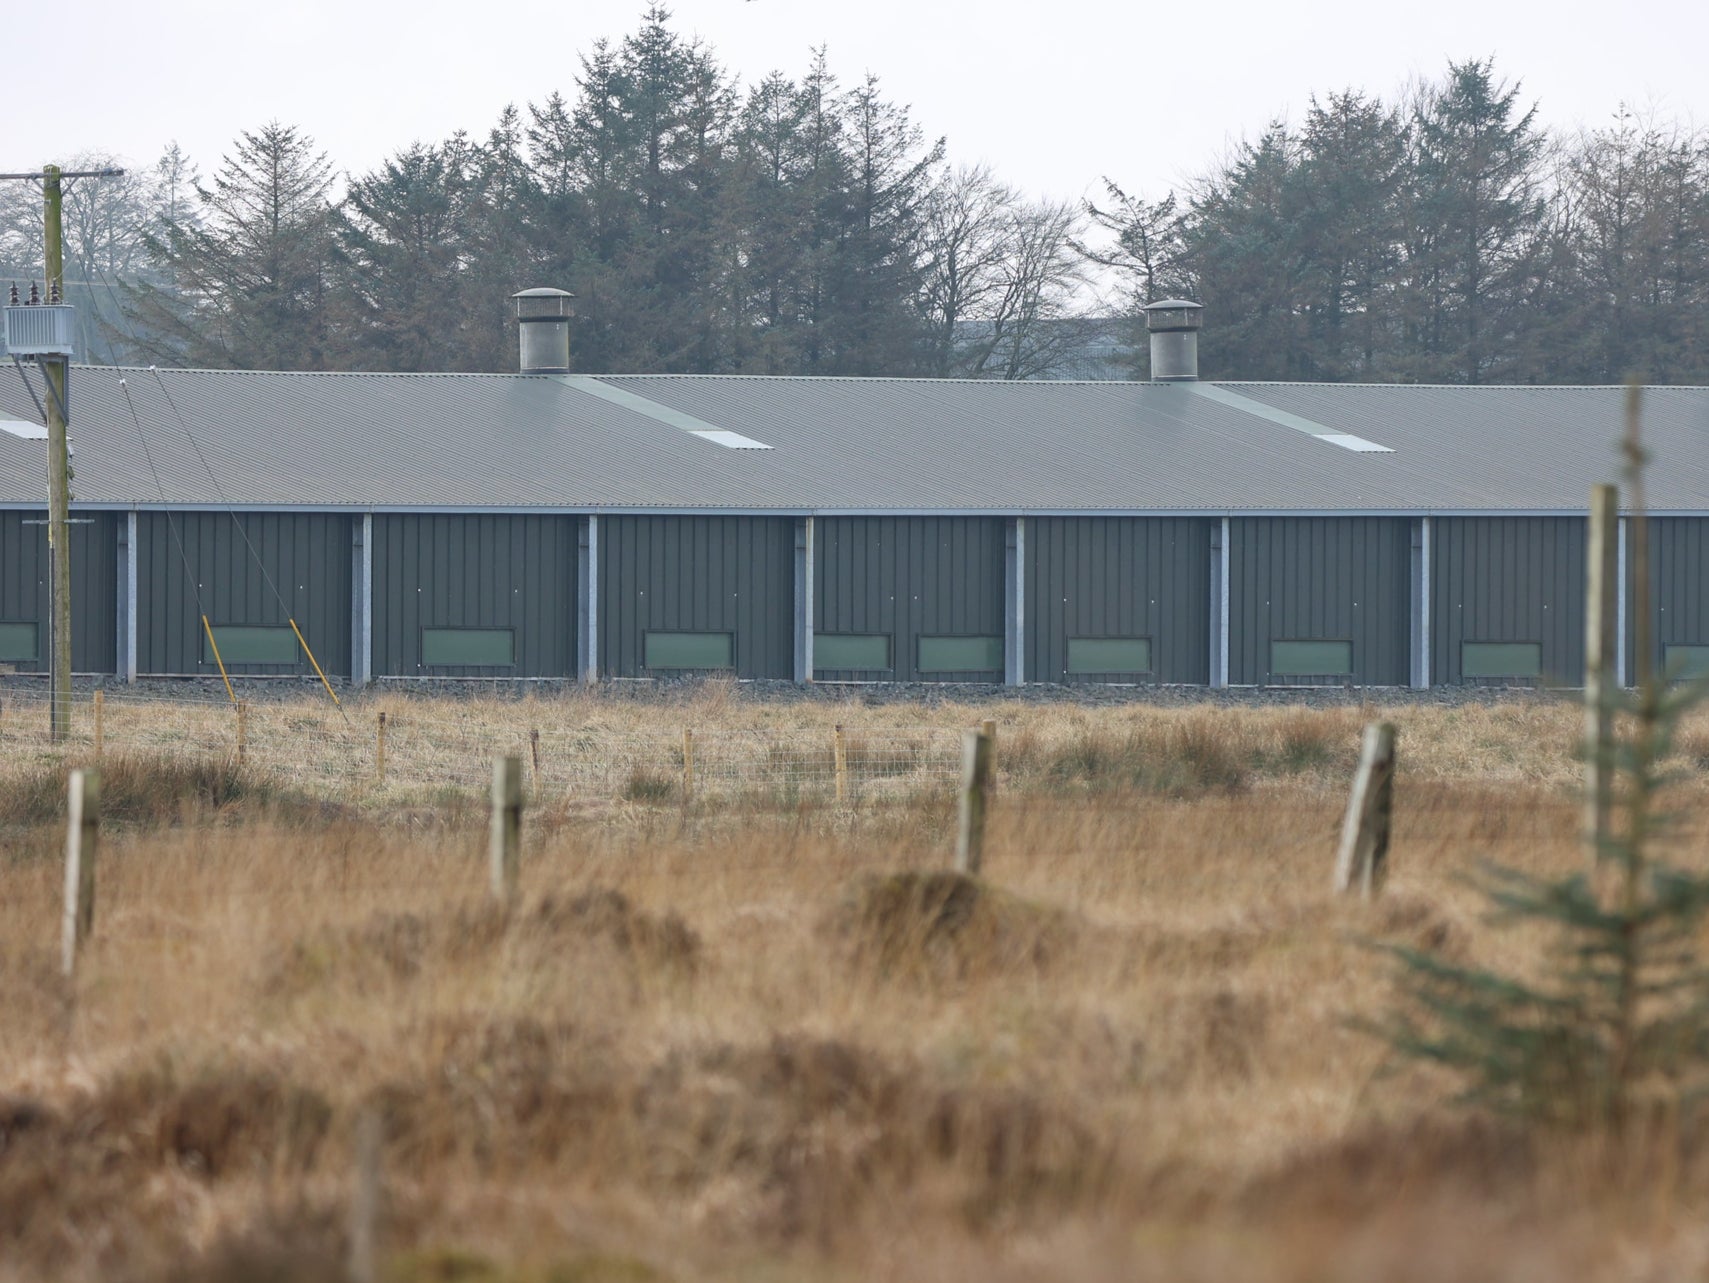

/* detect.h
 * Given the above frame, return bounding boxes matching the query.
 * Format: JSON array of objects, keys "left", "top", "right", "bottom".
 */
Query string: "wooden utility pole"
[
  {"left": 1584, "top": 484, "right": 1619, "bottom": 865},
  {"left": 43, "top": 166, "right": 70, "bottom": 744},
  {"left": 1, "top": 165, "right": 124, "bottom": 742}
]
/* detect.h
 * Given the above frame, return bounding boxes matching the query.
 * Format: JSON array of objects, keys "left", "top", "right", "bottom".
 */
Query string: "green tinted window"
[
  {"left": 422, "top": 628, "right": 514, "bottom": 666},
  {"left": 1067, "top": 637, "right": 1152, "bottom": 674},
  {"left": 204, "top": 625, "right": 298, "bottom": 665},
  {"left": 918, "top": 635, "right": 1003, "bottom": 672},
  {"left": 0, "top": 621, "right": 38, "bottom": 662},
  {"left": 1462, "top": 641, "right": 1542, "bottom": 679},
  {"left": 1665, "top": 645, "right": 1709, "bottom": 681},
  {"left": 815, "top": 633, "right": 891, "bottom": 671},
  {"left": 1271, "top": 640, "right": 1353, "bottom": 676},
  {"left": 645, "top": 631, "right": 733, "bottom": 669}
]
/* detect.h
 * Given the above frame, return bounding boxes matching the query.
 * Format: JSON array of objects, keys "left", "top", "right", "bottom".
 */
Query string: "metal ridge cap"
[
  {"left": 594, "top": 372, "right": 1144, "bottom": 386},
  {"left": 1216, "top": 379, "right": 1709, "bottom": 392},
  {"left": 66, "top": 365, "right": 545, "bottom": 379}
]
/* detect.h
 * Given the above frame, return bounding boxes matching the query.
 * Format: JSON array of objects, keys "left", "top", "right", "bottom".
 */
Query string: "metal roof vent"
[
  {"left": 513, "top": 287, "right": 575, "bottom": 374},
  {"left": 1144, "top": 298, "right": 1202, "bottom": 382},
  {"left": 3, "top": 289, "right": 76, "bottom": 358}
]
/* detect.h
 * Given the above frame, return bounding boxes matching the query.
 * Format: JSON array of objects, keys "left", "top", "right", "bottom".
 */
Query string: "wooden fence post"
[
  {"left": 1585, "top": 483, "right": 1618, "bottom": 865},
  {"left": 93, "top": 689, "right": 104, "bottom": 759},
  {"left": 374, "top": 711, "right": 388, "bottom": 784},
  {"left": 955, "top": 725, "right": 995, "bottom": 876},
  {"left": 981, "top": 719, "right": 997, "bottom": 793},
  {"left": 489, "top": 755, "right": 523, "bottom": 905},
  {"left": 1332, "top": 723, "right": 1397, "bottom": 898},
  {"left": 529, "top": 727, "right": 541, "bottom": 789},
  {"left": 235, "top": 699, "right": 248, "bottom": 766},
  {"left": 62, "top": 767, "right": 100, "bottom": 977},
  {"left": 833, "top": 724, "right": 849, "bottom": 804},
  {"left": 348, "top": 1106, "right": 382, "bottom": 1283},
  {"left": 681, "top": 728, "right": 695, "bottom": 802}
]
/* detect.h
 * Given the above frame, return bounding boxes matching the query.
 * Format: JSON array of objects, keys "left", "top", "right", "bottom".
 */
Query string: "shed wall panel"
[
  {"left": 814, "top": 517, "right": 1006, "bottom": 681},
  {"left": 1229, "top": 517, "right": 1411, "bottom": 686},
  {"left": 137, "top": 512, "right": 352, "bottom": 676},
  {"left": 1627, "top": 517, "right": 1709, "bottom": 680},
  {"left": 372, "top": 514, "right": 579, "bottom": 678},
  {"left": 1025, "top": 517, "right": 1211, "bottom": 684},
  {"left": 600, "top": 515, "right": 793, "bottom": 679},
  {"left": 0, "top": 509, "right": 117, "bottom": 674},
  {"left": 1432, "top": 516, "right": 1584, "bottom": 685}
]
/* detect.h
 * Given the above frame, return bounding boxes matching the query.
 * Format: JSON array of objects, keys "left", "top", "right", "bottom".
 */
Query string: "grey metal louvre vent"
[{"left": 3, "top": 304, "right": 76, "bottom": 356}]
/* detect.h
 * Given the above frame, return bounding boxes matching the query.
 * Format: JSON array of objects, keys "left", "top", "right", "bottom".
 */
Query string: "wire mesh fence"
[{"left": 0, "top": 686, "right": 964, "bottom": 808}]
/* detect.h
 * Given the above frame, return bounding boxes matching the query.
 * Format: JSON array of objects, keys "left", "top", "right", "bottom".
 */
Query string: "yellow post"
[
  {"left": 236, "top": 700, "right": 248, "bottom": 766},
  {"left": 289, "top": 619, "right": 342, "bottom": 708},
  {"left": 202, "top": 614, "right": 236, "bottom": 705}
]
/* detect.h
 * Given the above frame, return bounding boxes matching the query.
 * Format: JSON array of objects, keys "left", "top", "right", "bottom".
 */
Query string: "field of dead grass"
[{"left": 2, "top": 691, "right": 1709, "bottom": 1281}]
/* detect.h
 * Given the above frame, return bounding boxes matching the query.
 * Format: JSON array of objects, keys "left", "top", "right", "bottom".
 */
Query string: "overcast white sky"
[{"left": 11, "top": 0, "right": 1709, "bottom": 203}]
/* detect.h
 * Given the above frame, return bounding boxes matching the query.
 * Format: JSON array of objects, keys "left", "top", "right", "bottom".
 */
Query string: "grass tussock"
[
  {"left": 0, "top": 753, "right": 332, "bottom": 830},
  {"left": 830, "top": 871, "right": 1069, "bottom": 981},
  {"left": 265, "top": 891, "right": 700, "bottom": 1000},
  {"left": 1007, "top": 718, "right": 1249, "bottom": 797}
]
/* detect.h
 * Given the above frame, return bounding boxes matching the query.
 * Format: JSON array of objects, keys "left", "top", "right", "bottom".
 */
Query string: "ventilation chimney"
[
  {"left": 512, "top": 287, "right": 576, "bottom": 374},
  {"left": 1143, "top": 299, "right": 1203, "bottom": 382}
]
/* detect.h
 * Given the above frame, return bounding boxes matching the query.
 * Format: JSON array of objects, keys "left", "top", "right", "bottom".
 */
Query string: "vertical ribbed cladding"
[
  {"left": 1144, "top": 298, "right": 1203, "bottom": 381},
  {"left": 512, "top": 287, "right": 576, "bottom": 374}
]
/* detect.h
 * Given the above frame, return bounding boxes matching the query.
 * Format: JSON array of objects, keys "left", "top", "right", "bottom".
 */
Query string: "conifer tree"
[{"left": 132, "top": 123, "right": 339, "bottom": 370}]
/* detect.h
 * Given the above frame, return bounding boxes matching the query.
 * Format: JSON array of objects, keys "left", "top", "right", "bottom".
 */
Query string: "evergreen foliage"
[{"left": 1372, "top": 399, "right": 1709, "bottom": 1131}]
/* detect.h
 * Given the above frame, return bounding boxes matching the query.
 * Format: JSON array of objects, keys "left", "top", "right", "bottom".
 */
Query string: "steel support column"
[
  {"left": 793, "top": 516, "right": 814, "bottom": 682},
  {"left": 579, "top": 514, "right": 599, "bottom": 683},
  {"left": 350, "top": 512, "right": 373, "bottom": 687},
  {"left": 1004, "top": 517, "right": 1025, "bottom": 686},
  {"left": 117, "top": 509, "right": 137, "bottom": 683}
]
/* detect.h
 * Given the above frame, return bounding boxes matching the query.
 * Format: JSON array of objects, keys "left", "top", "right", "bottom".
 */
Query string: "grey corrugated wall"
[
  {"left": 814, "top": 516, "right": 1006, "bottom": 681},
  {"left": 0, "top": 509, "right": 117, "bottom": 674},
  {"left": 1026, "top": 516, "right": 1212, "bottom": 684},
  {"left": 137, "top": 512, "right": 352, "bottom": 676},
  {"left": 372, "top": 514, "right": 579, "bottom": 678},
  {"left": 1629, "top": 517, "right": 1709, "bottom": 680},
  {"left": 1230, "top": 517, "right": 1411, "bottom": 686},
  {"left": 1432, "top": 516, "right": 1585, "bottom": 685},
  {"left": 601, "top": 515, "right": 793, "bottom": 679}
]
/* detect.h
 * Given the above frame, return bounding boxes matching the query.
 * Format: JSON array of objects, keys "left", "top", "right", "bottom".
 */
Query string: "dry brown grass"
[{"left": 2, "top": 694, "right": 1708, "bottom": 1280}]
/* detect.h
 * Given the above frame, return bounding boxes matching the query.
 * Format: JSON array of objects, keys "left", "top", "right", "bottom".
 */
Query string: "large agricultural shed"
[{"left": 1, "top": 298, "right": 1707, "bottom": 691}]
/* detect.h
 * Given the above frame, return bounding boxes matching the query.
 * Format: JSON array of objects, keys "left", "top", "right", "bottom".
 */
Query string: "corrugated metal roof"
[{"left": 0, "top": 366, "right": 1705, "bottom": 513}]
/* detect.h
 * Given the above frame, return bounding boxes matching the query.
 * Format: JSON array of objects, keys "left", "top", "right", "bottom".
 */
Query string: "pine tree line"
[
  {"left": 1090, "top": 59, "right": 1709, "bottom": 384},
  {"left": 4, "top": 19, "right": 1708, "bottom": 384}
]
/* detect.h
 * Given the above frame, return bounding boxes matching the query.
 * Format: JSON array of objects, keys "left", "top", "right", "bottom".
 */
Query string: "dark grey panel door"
[
  {"left": 0, "top": 509, "right": 117, "bottom": 674},
  {"left": 1432, "top": 517, "right": 1585, "bottom": 686},
  {"left": 815, "top": 516, "right": 1005, "bottom": 681},
  {"left": 1633, "top": 517, "right": 1709, "bottom": 681},
  {"left": 1230, "top": 517, "right": 1411, "bottom": 686},
  {"left": 601, "top": 515, "right": 793, "bottom": 679},
  {"left": 138, "top": 512, "right": 353, "bottom": 676},
  {"left": 1026, "top": 516, "right": 1212, "bottom": 684},
  {"left": 373, "top": 514, "right": 578, "bottom": 678}
]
